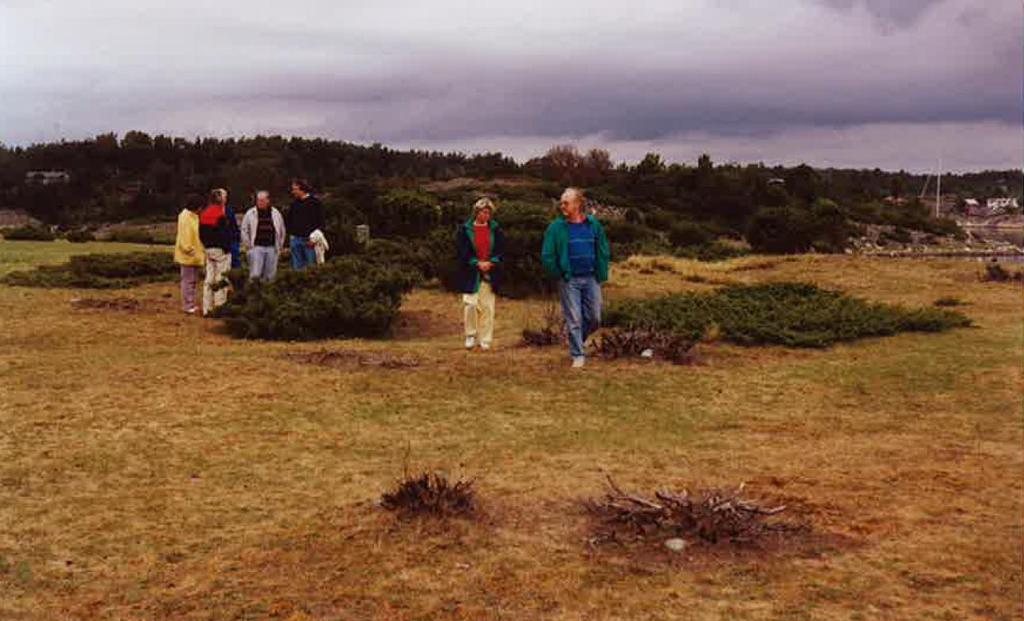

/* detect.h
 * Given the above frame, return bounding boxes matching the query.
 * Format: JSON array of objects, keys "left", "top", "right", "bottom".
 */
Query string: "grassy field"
[
  {"left": 1, "top": 241, "right": 1021, "bottom": 620},
  {"left": 0, "top": 239, "right": 167, "bottom": 275}
]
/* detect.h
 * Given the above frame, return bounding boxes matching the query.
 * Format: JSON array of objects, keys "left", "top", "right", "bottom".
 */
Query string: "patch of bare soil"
[
  {"left": 70, "top": 297, "right": 143, "bottom": 312},
  {"left": 283, "top": 348, "right": 423, "bottom": 369},
  {"left": 390, "top": 309, "right": 462, "bottom": 340}
]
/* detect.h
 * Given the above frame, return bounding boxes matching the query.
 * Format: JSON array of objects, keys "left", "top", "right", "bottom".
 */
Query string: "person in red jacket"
[{"left": 198, "top": 188, "right": 233, "bottom": 315}]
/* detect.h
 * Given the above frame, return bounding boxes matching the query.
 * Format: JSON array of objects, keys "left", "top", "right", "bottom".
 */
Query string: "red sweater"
[{"left": 474, "top": 223, "right": 491, "bottom": 262}]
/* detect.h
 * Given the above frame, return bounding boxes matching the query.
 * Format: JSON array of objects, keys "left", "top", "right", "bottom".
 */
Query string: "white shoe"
[
  {"left": 465, "top": 336, "right": 476, "bottom": 350},
  {"left": 572, "top": 356, "right": 586, "bottom": 368},
  {"left": 480, "top": 342, "right": 491, "bottom": 351}
]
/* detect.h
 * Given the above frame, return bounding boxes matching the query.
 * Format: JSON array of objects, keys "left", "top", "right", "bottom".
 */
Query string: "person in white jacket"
[{"left": 240, "top": 190, "right": 287, "bottom": 282}]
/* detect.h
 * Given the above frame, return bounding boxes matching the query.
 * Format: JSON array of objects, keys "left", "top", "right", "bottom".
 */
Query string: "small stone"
[
  {"left": 664, "top": 538, "right": 687, "bottom": 552},
  {"left": 640, "top": 349, "right": 654, "bottom": 358}
]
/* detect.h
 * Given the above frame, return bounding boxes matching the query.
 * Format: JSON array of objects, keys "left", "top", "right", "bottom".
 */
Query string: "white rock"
[
  {"left": 664, "top": 538, "right": 688, "bottom": 552},
  {"left": 640, "top": 349, "right": 654, "bottom": 358}
]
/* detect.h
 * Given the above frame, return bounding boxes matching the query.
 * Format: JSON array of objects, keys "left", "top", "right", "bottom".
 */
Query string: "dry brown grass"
[{"left": 1, "top": 245, "right": 1021, "bottom": 620}]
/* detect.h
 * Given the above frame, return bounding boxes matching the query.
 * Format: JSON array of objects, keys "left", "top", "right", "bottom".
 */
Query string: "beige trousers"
[
  {"left": 203, "top": 248, "right": 231, "bottom": 315},
  {"left": 463, "top": 280, "right": 496, "bottom": 345}
]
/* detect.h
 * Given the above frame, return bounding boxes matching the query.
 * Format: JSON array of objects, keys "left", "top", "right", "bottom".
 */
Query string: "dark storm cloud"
[
  {"left": 0, "top": 0, "right": 1020, "bottom": 170},
  {"left": 814, "top": 0, "right": 945, "bottom": 28}
]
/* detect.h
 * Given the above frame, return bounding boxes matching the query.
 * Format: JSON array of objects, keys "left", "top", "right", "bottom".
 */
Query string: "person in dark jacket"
[
  {"left": 456, "top": 197, "right": 504, "bottom": 350},
  {"left": 224, "top": 202, "right": 242, "bottom": 269},
  {"left": 198, "top": 188, "right": 234, "bottom": 315},
  {"left": 285, "top": 178, "right": 325, "bottom": 270}
]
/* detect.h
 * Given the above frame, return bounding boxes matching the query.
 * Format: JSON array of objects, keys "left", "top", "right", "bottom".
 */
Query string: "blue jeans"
[
  {"left": 290, "top": 236, "right": 317, "bottom": 270},
  {"left": 559, "top": 275, "right": 602, "bottom": 359},
  {"left": 248, "top": 246, "right": 278, "bottom": 282}
]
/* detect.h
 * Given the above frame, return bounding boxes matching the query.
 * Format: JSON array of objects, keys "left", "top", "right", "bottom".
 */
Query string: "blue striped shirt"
[{"left": 568, "top": 221, "right": 596, "bottom": 276}]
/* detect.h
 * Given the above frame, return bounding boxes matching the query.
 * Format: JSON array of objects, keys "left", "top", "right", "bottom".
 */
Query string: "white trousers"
[
  {"left": 463, "top": 280, "right": 496, "bottom": 345},
  {"left": 203, "top": 248, "right": 231, "bottom": 315}
]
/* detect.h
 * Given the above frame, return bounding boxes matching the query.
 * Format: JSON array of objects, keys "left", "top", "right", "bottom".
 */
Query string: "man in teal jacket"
[{"left": 541, "top": 187, "right": 611, "bottom": 368}]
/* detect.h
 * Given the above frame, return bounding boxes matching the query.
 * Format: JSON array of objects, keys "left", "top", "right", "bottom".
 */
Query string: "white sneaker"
[
  {"left": 465, "top": 336, "right": 476, "bottom": 350},
  {"left": 480, "top": 342, "right": 491, "bottom": 351},
  {"left": 572, "top": 356, "right": 586, "bottom": 368}
]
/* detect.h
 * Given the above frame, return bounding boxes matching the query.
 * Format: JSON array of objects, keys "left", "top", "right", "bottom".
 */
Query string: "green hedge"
[
  {"left": 217, "top": 256, "right": 419, "bottom": 340},
  {"left": 65, "top": 229, "right": 96, "bottom": 243},
  {"left": 107, "top": 228, "right": 175, "bottom": 245},
  {"left": 605, "top": 282, "right": 971, "bottom": 348},
  {"left": 3, "top": 225, "right": 56, "bottom": 241},
  {"left": 2, "top": 252, "right": 177, "bottom": 288}
]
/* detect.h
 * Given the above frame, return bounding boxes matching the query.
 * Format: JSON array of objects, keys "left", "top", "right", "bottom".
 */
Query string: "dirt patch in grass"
[
  {"left": 389, "top": 308, "right": 462, "bottom": 340},
  {"left": 283, "top": 348, "right": 424, "bottom": 369},
  {"left": 70, "top": 296, "right": 144, "bottom": 312}
]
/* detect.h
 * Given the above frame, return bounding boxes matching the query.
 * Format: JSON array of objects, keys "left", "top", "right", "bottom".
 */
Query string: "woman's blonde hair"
[{"left": 473, "top": 197, "right": 496, "bottom": 213}]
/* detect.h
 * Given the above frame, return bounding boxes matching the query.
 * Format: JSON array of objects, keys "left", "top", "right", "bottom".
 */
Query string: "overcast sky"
[{"left": 1, "top": 0, "right": 1020, "bottom": 171}]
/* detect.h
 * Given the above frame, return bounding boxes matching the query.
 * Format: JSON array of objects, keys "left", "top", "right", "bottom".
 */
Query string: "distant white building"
[
  {"left": 25, "top": 171, "right": 70, "bottom": 185},
  {"left": 986, "top": 197, "right": 1019, "bottom": 213}
]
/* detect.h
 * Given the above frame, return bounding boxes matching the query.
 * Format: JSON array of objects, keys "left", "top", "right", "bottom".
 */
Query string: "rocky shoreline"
[{"left": 848, "top": 223, "right": 1023, "bottom": 259}]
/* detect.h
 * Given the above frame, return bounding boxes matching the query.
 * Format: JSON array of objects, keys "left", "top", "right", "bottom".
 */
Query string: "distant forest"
[{"left": 1, "top": 133, "right": 1020, "bottom": 242}]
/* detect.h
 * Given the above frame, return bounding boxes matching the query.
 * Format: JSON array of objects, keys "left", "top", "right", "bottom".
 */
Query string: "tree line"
[{"left": 2, "top": 132, "right": 1021, "bottom": 260}]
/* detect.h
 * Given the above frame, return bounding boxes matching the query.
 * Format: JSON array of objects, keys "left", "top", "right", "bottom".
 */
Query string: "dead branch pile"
[
  {"left": 593, "top": 329, "right": 697, "bottom": 364},
  {"left": 982, "top": 262, "right": 1024, "bottom": 283},
  {"left": 283, "top": 349, "right": 421, "bottom": 369},
  {"left": 584, "top": 477, "right": 789, "bottom": 545},
  {"left": 70, "top": 297, "right": 142, "bottom": 312},
  {"left": 381, "top": 472, "right": 476, "bottom": 518},
  {"left": 521, "top": 302, "right": 566, "bottom": 347}
]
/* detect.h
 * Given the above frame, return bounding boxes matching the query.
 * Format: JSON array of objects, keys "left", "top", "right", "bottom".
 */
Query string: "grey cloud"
[
  {"left": 814, "top": 0, "right": 946, "bottom": 28},
  {"left": 0, "top": 0, "right": 1020, "bottom": 171}
]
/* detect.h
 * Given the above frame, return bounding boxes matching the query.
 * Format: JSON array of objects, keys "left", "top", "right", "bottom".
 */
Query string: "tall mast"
[{"left": 935, "top": 159, "right": 942, "bottom": 218}]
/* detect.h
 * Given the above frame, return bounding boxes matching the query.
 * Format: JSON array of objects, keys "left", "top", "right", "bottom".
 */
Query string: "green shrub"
[
  {"left": 602, "top": 220, "right": 664, "bottom": 259},
  {"left": 3, "top": 225, "right": 56, "bottom": 241},
  {"left": 2, "top": 252, "right": 177, "bottom": 288},
  {"left": 746, "top": 207, "right": 816, "bottom": 254},
  {"left": 605, "top": 282, "right": 971, "bottom": 348},
  {"left": 851, "top": 200, "right": 965, "bottom": 240},
  {"left": 217, "top": 256, "right": 418, "bottom": 340},
  {"left": 747, "top": 201, "right": 852, "bottom": 254},
  {"left": 668, "top": 221, "right": 714, "bottom": 248},
  {"left": 369, "top": 190, "right": 442, "bottom": 239},
  {"left": 880, "top": 227, "right": 913, "bottom": 244},
  {"left": 675, "top": 240, "right": 749, "bottom": 262},
  {"left": 65, "top": 229, "right": 96, "bottom": 243}
]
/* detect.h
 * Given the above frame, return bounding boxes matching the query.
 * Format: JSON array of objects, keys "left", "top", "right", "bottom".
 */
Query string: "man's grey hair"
[
  {"left": 255, "top": 190, "right": 271, "bottom": 201},
  {"left": 561, "top": 187, "right": 585, "bottom": 203}
]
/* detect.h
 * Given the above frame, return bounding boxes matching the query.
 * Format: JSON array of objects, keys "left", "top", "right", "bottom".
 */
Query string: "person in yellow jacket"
[{"left": 174, "top": 198, "right": 206, "bottom": 314}]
